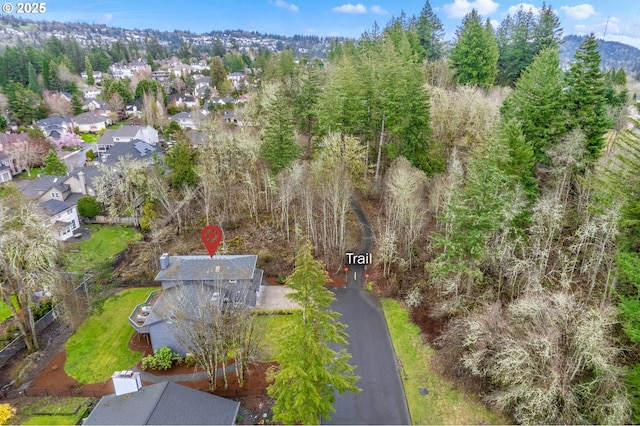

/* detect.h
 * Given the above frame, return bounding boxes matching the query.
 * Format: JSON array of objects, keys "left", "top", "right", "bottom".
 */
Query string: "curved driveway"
[{"left": 324, "top": 202, "right": 410, "bottom": 425}]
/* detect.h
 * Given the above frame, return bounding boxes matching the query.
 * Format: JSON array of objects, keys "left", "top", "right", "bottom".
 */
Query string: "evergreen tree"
[
  {"left": 565, "top": 33, "right": 610, "bottom": 160},
  {"left": 71, "top": 93, "right": 83, "bottom": 115},
  {"left": 450, "top": 10, "right": 498, "bottom": 88},
  {"left": 27, "top": 62, "right": 41, "bottom": 94},
  {"left": 84, "top": 56, "right": 94, "bottom": 85},
  {"left": 416, "top": 0, "right": 445, "bottom": 61},
  {"left": 262, "top": 87, "right": 300, "bottom": 174},
  {"left": 497, "top": 119, "right": 538, "bottom": 197},
  {"left": 209, "top": 56, "right": 228, "bottom": 91},
  {"left": 532, "top": 3, "right": 563, "bottom": 55},
  {"left": 501, "top": 48, "right": 566, "bottom": 162},
  {"left": 165, "top": 139, "right": 199, "bottom": 189},
  {"left": 267, "top": 242, "right": 360, "bottom": 424},
  {"left": 43, "top": 149, "right": 67, "bottom": 175},
  {"left": 46, "top": 59, "right": 60, "bottom": 91},
  {"left": 496, "top": 6, "right": 535, "bottom": 86}
]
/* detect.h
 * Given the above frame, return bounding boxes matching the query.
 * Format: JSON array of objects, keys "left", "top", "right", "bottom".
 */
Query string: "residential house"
[
  {"left": 81, "top": 71, "right": 103, "bottom": 83},
  {"left": 0, "top": 152, "right": 13, "bottom": 183},
  {"left": 130, "top": 253, "right": 264, "bottom": 354},
  {"left": 227, "top": 72, "right": 248, "bottom": 89},
  {"left": 223, "top": 108, "right": 244, "bottom": 126},
  {"left": 73, "top": 112, "right": 109, "bottom": 133},
  {"left": 182, "top": 95, "right": 198, "bottom": 109},
  {"left": 21, "top": 176, "right": 82, "bottom": 241},
  {"left": 0, "top": 133, "right": 32, "bottom": 176},
  {"left": 109, "top": 64, "right": 133, "bottom": 79},
  {"left": 187, "top": 131, "right": 206, "bottom": 148},
  {"left": 97, "top": 125, "right": 159, "bottom": 156},
  {"left": 35, "top": 116, "right": 73, "bottom": 140},
  {"left": 99, "top": 139, "right": 158, "bottom": 164},
  {"left": 151, "top": 70, "right": 171, "bottom": 82},
  {"left": 84, "top": 380, "right": 240, "bottom": 425},
  {"left": 81, "top": 87, "right": 101, "bottom": 99},
  {"left": 168, "top": 111, "right": 202, "bottom": 130},
  {"left": 125, "top": 99, "right": 143, "bottom": 118},
  {"left": 82, "top": 98, "right": 109, "bottom": 113}
]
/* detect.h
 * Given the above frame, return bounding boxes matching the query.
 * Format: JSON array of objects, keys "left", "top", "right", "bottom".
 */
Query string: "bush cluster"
[{"left": 141, "top": 347, "right": 180, "bottom": 371}]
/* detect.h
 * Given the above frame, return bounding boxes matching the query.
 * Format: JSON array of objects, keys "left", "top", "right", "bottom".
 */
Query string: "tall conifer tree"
[
  {"left": 450, "top": 10, "right": 498, "bottom": 88},
  {"left": 565, "top": 33, "right": 610, "bottom": 159},
  {"left": 268, "top": 243, "right": 360, "bottom": 424}
]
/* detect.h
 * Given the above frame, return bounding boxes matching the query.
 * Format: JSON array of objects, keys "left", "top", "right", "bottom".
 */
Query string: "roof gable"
[
  {"left": 84, "top": 381, "right": 240, "bottom": 425},
  {"left": 154, "top": 255, "right": 258, "bottom": 282}
]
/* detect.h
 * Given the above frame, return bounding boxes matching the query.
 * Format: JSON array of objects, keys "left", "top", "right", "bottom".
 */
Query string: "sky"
[{"left": 27, "top": 0, "right": 640, "bottom": 48}]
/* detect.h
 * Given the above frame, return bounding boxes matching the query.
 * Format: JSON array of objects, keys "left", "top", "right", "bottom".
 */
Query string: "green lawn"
[
  {"left": 65, "top": 288, "right": 156, "bottom": 383},
  {"left": 80, "top": 133, "right": 99, "bottom": 143},
  {"left": 107, "top": 123, "right": 122, "bottom": 130},
  {"left": 0, "top": 295, "right": 19, "bottom": 322},
  {"left": 63, "top": 225, "right": 142, "bottom": 274},
  {"left": 17, "top": 396, "right": 91, "bottom": 425},
  {"left": 256, "top": 313, "right": 296, "bottom": 362},
  {"left": 16, "top": 167, "right": 45, "bottom": 180},
  {"left": 381, "top": 299, "right": 509, "bottom": 425}
]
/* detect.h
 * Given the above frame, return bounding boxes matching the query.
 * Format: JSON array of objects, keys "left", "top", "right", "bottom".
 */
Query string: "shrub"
[
  {"left": 0, "top": 403, "right": 16, "bottom": 425},
  {"left": 78, "top": 196, "right": 102, "bottom": 218},
  {"left": 86, "top": 149, "right": 96, "bottom": 161},
  {"left": 141, "top": 347, "right": 179, "bottom": 371},
  {"left": 184, "top": 355, "right": 196, "bottom": 368}
]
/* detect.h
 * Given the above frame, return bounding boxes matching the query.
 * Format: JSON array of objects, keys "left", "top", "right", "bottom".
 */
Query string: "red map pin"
[{"left": 201, "top": 225, "right": 223, "bottom": 258}]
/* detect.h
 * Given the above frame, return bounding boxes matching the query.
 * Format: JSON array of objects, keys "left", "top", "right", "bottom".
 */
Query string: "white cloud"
[
  {"left": 490, "top": 19, "right": 500, "bottom": 29},
  {"left": 98, "top": 13, "right": 113, "bottom": 24},
  {"left": 274, "top": 0, "right": 299, "bottom": 12},
  {"left": 442, "top": 0, "right": 499, "bottom": 18},
  {"left": 332, "top": 3, "right": 367, "bottom": 14},
  {"left": 370, "top": 5, "right": 389, "bottom": 16},
  {"left": 574, "top": 16, "right": 621, "bottom": 35},
  {"left": 561, "top": 4, "right": 595, "bottom": 20},
  {"left": 506, "top": 3, "right": 539, "bottom": 16}
]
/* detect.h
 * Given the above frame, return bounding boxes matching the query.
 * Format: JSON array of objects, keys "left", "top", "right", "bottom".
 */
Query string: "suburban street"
[{"left": 324, "top": 203, "right": 411, "bottom": 425}]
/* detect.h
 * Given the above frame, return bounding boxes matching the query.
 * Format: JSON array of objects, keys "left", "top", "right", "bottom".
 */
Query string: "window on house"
[{"left": 51, "top": 192, "right": 59, "bottom": 198}]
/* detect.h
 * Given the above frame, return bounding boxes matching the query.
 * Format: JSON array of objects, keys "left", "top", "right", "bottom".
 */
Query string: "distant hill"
[{"left": 560, "top": 35, "right": 640, "bottom": 75}]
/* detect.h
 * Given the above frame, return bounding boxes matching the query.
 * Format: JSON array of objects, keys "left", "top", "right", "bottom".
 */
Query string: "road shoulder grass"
[
  {"left": 64, "top": 287, "right": 156, "bottom": 384},
  {"left": 381, "top": 298, "right": 509, "bottom": 425}
]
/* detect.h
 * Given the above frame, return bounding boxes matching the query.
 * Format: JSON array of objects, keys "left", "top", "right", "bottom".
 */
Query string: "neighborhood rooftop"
[
  {"left": 154, "top": 254, "right": 258, "bottom": 282},
  {"left": 83, "top": 381, "right": 240, "bottom": 425}
]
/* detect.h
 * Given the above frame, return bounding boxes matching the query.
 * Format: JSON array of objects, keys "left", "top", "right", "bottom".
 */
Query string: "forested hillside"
[{"left": 1, "top": 1, "right": 640, "bottom": 423}]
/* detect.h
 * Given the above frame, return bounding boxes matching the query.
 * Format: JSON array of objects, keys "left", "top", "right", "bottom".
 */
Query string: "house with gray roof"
[
  {"left": 73, "top": 112, "right": 110, "bottom": 133},
  {"left": 130, "top": 254, "right": 264, "bottom": 355},
  {"left": 99, "top": 139, "right": 158, "bottom": 165},
  {"left": 84, "top": 381, "right": 240, "bottom": 425},
  {"left": 20, "top": 175, "right": 86, "bottom": 240},
  {"left": 97, "top": 125, "right": 159, "bottom": 156},
  {"left": 168, "top": 111, "right": 203, "bottom": 130}
]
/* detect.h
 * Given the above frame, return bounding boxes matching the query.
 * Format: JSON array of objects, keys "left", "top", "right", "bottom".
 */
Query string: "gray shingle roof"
[
  {"left": 40, "top": 199, "right": 69, "bottom": 216},
  {"left": 114, "top": 125, "right": 142, "bottom": 138},
  {"left": 154, "top": 255, "right": 258, "bottom": 282},
  {"left": 83, "top": 381, "right": 240, "bottom": 425},
  {"left": 102, "top": 139, "right": 157, "bottom": 164},
  {"left": 74, "top": 112, "right": 106, "bottom": 125},
  {"left": 21, "top": 175, "right": 66, "bottom": 199}
]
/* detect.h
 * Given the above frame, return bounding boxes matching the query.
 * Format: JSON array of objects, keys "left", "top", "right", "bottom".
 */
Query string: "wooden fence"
[{"left": 86, "top": 216, "right": 137, "bottom": 225}]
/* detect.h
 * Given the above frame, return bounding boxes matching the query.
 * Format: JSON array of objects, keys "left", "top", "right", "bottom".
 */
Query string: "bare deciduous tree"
[
  {"left": 158, "top": 283, "right": 264, "bottom": 391},
  {"left": 0, "top": 195, "right": 61, "bottom": 352}
]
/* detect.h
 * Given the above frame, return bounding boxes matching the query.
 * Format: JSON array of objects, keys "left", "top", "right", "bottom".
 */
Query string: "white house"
[
  {"left": 73, "top": 112, "right": 109, "bottom": 133},
  {"left": 40, "top": 199, "right": 80, "bottom": 241}
]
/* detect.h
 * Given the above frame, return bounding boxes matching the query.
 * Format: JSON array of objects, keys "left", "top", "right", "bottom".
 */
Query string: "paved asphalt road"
[{"left": 324, "top": 203, "right": 411, "bottom": 425}]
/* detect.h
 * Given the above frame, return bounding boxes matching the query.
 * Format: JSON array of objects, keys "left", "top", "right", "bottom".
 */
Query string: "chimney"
[
  {"left": 78, "top": 171, "right": 87, "bottom": 195},
  {"left": 112, "top": 371, "right": 142, "bottom": 396},
  {"left": 160, "top": 253, "right": 170, "bottom": 270}
]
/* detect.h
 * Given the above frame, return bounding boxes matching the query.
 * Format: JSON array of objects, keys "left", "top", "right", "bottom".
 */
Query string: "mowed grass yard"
[
  {"left": 0, "top": 295, "right": 19, "bottom": 322},
  {"left": 382, "top": 299, "right": 509, "bottom": 425},
  {"left": 64, "top": 287, "right": 156, "bottom": 384},
  {"left": 14, "top": 397, "right": 92, "bottom": 425},
  {"left": 255, "top": 313, "right": 296, "bottom": 362},
  {"left": 63, "top": 225, "right": 142, "bottom": 274}
]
